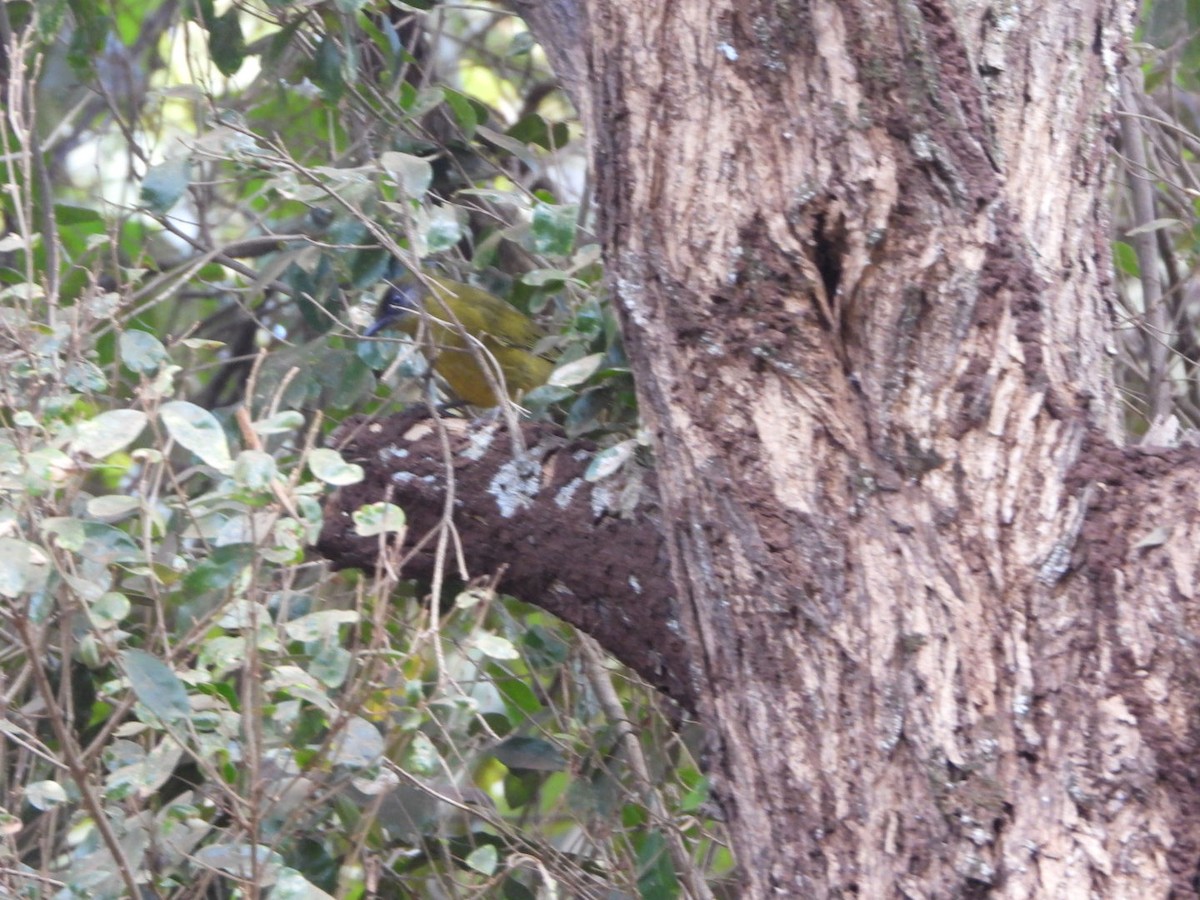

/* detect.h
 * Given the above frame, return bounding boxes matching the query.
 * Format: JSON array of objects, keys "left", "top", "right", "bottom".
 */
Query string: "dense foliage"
[{"left": 0, "top": 2, "right": 719, "bottom": 897}]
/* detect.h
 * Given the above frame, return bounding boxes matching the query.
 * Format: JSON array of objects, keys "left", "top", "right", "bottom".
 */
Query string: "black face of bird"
[{"left": 365, "top": 284, "right": 421, "bottom": 336}]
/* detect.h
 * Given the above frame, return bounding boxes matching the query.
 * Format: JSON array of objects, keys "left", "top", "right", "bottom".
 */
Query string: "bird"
[{"left": 365, "top": 272, "right": 554, "bottom": 407}]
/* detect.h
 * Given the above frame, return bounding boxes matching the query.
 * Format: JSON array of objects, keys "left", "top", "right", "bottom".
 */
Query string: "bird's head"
[{"left": 365, "top": 283, "right": 422, "bottom": 336}]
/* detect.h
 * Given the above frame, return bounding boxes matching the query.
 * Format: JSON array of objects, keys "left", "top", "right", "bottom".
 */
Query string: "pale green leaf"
[
  {"left": 352, "top": 502, "right": 405, "bottom": 536},
  {"left": 25, "top": 781, "right": 68, "bottom": 810},
  {"left": 271, "top": 868, "right": 335, "bottom": 900},
  {"left": 0, "top": 538, "right": 50, "bottom": 598},
  {"left": 329, "top": 716, "right": 384, "bottom": 769},
  {"left": 585, "top": 440, "right": 636, "bottom": 482},
  {"left": 140, "top": 157, "right": 191, "bottom": 213},
  {"left": 71, "top": 409, "right": 148, "bottom": 458},
  {"left": 308, "top": 448, "right": 363, "bottom": 485},
  {"left": 548, "top": 352, "right": 605, "bottom": 388},
  {"left": 160, "top": 401, "right": 233, "bottom": 472},
  {"left": 282, "top": 610, "right": 360, "bottom": 642},
  {"left": 253, "top": 411, "right": 305, "bottom": 435},
  {"left": 120, "top": 330, "right": 168, "bottom": 373},
  {"left": 86, "top": 494, "right": 141, "bottom": 521},
  {"left": 379, "top": 151, "right": 432, "bottom": 198},
  {"left": 233, "top": 450, "right": 277, "bottom": 490},
  {"left": 1125, "top": 217, "right": 1183, "bottom": 236},
  {"left": 474, "top": 633, "right": 519, "bottom": 660},
  {"left": 403, "top": 732, "right": 441, "bottom": 776},
  {"left": 465, "top": 845, "right": 498, "bottom": 875},
  {"left": 90, "top": 591, "right": 131, "bottom": 628}
]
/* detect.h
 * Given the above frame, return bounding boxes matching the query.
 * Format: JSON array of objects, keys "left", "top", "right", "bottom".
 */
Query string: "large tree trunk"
[{"left": 512, "top": 0, "right": 1200, "bottom": 896}]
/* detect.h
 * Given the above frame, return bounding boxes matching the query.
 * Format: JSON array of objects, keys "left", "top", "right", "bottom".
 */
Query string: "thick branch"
[{"left": 315, "top": 410, "right": 693, "bottom": 710}]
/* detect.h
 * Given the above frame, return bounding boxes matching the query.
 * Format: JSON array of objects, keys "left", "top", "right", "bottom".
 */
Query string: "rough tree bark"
[
  {"left": 318, "top": 411, "right": 693, "bottom": 708},
  {"left": 509, "top": 0, "right": 1200, "bottom": 896},
  {"left": 320, "top": 0, "right": 1200, "bottom": 894}
]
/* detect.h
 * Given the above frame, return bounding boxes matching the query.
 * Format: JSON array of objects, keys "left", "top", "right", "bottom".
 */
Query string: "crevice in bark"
[
  {"left": 314, "top": 409, "right": 695, "bottom": 712},
  {"left": 812, "top": 210, "right": 845, "bottom": 312}
]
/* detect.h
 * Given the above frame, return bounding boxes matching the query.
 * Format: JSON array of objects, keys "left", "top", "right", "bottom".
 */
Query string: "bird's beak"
[{"left": 363, "top": 314, "right": 399, "bottom": 337}]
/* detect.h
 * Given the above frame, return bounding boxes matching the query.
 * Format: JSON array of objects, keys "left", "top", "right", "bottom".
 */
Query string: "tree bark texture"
[
  {"left": 317, "top": 411, "right": 693, "bottom": 709},
  {"left": 512, "top": 0, "right": 1200, "bottom": 896}
]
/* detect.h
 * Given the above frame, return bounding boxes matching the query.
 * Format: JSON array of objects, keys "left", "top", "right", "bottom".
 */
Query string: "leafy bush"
[{"left": 0, "top": 1, "right": 725, "bottom": 897}]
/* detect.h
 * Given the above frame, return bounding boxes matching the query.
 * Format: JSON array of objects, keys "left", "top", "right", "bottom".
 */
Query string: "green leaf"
[
  {"left": 198, "top": 635, "right": 246, "bottom": 676},
  {"left": 491, "top": 735, "right": 566, "bottom": 771},
  {"left": 311, "top": 34, "right": 345, "bottom": 100},
  {"left": 54, "top": 203, "right": 103, "bottom": 226},
  {"left": 495, "top": 678, "right": 542, "bottom": 716},
  {"left": 402, "top": 732, "right": 440, "bottom": 776},
  {"left": 352, "top": 501, "right": 405, "bottom": 535},
  {"left": 64, "top": 359, "right": 108, "bottom": 391},
  {"left": 120, "top": 329, "right": 168, "bottom": 373},
  {"left": 21, "top": 447, "right": 75, "bottom": 493},
  {"left": 71, "top": 409, "right": 147, "bottom": 459},
  {"left": 309, "top": 644, "right": 351, "bottom": 688},
  {"left": 0, "top": 538, "right": 49, "bottom": 599},
  {"left": 636, "top": 830, "right": 680, "bottom": 900},
  {"left": 86, "top": 494, "right": 140, "bottom": 521},
  {"left": 584, "top": 439, "right": 636, "bottom": 482},
  {"left": 501, "top": 874, "right": 537, "bottom": 900},
  {"left": 65, "top": 1, "right": 110, "bottom": 77},
  {"left": 90, "top": 591, "right": 131, "bottom": 628},
  {"left": 233, "top": 450, "right": 277, "bottom": 490},
  {"left": 454, "top": 586, "right": 492, "bottom": 609},
  {"left": 40, "top": 518, "right": 86, "bottom": 553},
  {"left": 208, "top": 8, "right": 246, "bottom": 76},
  {"left": 252, "top": 410, "right": 305, "bottom": 435},
  {"left": 104, "top": 736, "right": 184, "bottom": 801},
  {"left": 160, "top": 401, "right": 233, "bottom": 472},
  {"left": 443, "top": 89, "right": 479, "bottom": 138},
  {"left": 183, "top": 544, "right": 255, "bottom": 596},
  {"left": 423, "top": 204, "right": 463, "bottom": 253},
  {"left": 379, "top": 151, "right": 433, "bottom": 198},
  {"left": 404, "top": 85, "right": 445, "bottom": 118},
  {"left": 465, "top": 845, "right": 498, "bottom": 876},
  {"left": 477, "top": 124, "right": 538, "bottom": 168},
  {"left": 25, "top": 781, "right": 68, "bottom": 810},
  {"left": 548, "top": 352, "right": 605, "bottom": 388},
  {"left": 121, "top": 649, "right": 191, "bottom": 726},
  {"left": 282, "top": 609, "right": 359, "bottom": 642},
  {"left": 521, "top": 624, "right": 570, "bottom": 668},
  {"left": 1112, "top": 240, "right": 1139, "bottom": 277},
  {"left": 503, "top": 769, "right": 540, "bottom": 808},
  {"left": 328, "top": 716, "right": 383, "bottom": 769},
  {"left": 474, "top": 633, "right": 519, "bottom": 660},
  {"left": 265, "top": 665, "right": 335, "bottom": 712},
  {"left": 506, "top": 113, "right": 569, "bottom": 151},
  {"left": 140, "top": 158, "right": 191, "bottom": 213},
  {"left": 77, "top": 522, "right": 142, "bottom": 565},
  {"left": 193, "top": 0, "right": 216, "bottom": 28},
  {"left": 308, "top": 448, "right": 364, "bottom": 485},
  {"left": 531, "top": 202, "right": 578, "bottom": 256},
  {"left": 271, "top": 868, "right": 335, "bottom": 900}
]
